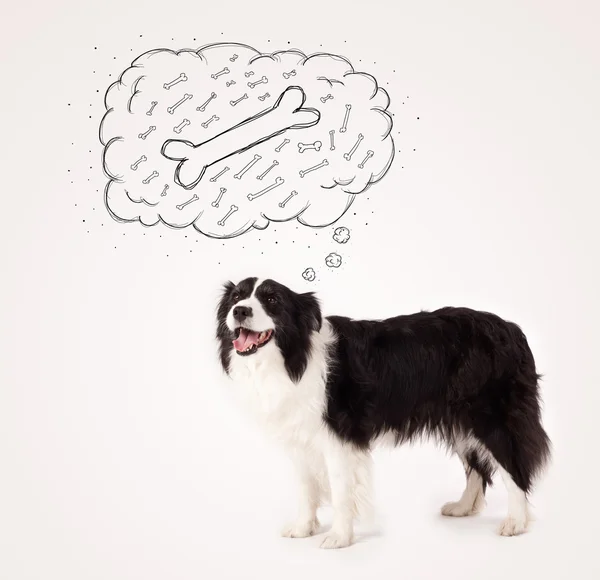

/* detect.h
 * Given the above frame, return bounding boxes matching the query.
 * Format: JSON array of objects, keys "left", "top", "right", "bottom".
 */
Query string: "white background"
[{"left": 1, "top": 1, "right": 599, "bottom": 578}]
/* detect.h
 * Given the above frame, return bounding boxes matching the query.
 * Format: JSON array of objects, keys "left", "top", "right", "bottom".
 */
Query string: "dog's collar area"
[{"left": 233, "top": 327, "right": 274, "bottom": 356}]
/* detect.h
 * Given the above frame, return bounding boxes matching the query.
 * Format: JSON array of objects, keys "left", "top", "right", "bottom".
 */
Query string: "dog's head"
[{"left": 216, "top": 278, "right": 322, "bottom": 382}]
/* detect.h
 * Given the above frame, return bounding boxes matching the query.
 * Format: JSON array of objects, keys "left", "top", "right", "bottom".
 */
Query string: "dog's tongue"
[{"left": 233, "top": 328, "right": 260, "bottom": 352}]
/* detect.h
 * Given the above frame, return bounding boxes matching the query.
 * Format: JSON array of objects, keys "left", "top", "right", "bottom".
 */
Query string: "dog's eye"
[
  {"left": 232, "top": 293, "right": 240, "bottom": 302},
  {"left": 267, "top": 296, "right": 277, "bottom": 304}
]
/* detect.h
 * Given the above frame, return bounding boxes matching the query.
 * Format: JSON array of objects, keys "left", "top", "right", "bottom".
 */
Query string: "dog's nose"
[{"left": 233, "top": 305, "right": 253, "bottom": 322}]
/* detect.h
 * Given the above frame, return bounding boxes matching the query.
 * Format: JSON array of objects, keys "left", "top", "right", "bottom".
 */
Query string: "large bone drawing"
[
  {"left": 247, "top": 177, "right": 284, "bottom": 201},
  {"left": 161, "top": 86, "right": 321, "bottom": 190}
]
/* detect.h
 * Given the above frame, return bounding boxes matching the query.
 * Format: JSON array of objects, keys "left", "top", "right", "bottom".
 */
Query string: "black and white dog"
[{"left": 216, "top": 278, "right": 551, "bottom": 549}]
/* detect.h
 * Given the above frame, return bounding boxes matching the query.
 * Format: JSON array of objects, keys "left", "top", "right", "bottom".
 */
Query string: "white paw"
[
  {"left": 498, "top": 517, "right": 528, "bottom": 536},
  {"left": 281, "top": 519, "right": 319, "bottom": 539},
  {"left": 441, "top": 501, "right": 477, "bottom": 517},
  {"left": 320, "top": 531, "right": 353, "bottom": 550}
]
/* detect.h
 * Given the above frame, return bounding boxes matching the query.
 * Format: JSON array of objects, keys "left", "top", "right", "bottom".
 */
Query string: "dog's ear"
[
  {"left": 299, "top": 292, "right": 322, "bottom": 332},
  {"left": 216, "top": 281, "right": 236, "bottom": 338},
  {"left": 222, "top": 280, "right": 235, "bottom": 295}
]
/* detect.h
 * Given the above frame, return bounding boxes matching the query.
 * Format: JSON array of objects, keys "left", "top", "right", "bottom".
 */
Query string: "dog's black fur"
[{"left": 217, "top": 278, "right": 551, "bottom": 497}]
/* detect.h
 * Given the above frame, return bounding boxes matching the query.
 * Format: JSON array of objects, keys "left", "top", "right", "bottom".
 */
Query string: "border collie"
[{"left": 216, "top": 278, "right": 551, "bottom": 549}]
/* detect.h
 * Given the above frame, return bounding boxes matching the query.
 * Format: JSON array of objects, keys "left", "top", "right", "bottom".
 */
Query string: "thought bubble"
[
  {"left": 325, "top": 253, "right": 342, "bottom": 268},
  {"left": 302, "top": 267, "right": 316, "bottom": 281},
  {"left": 333, "top": 226, "right": 350, "bottom": 244},
  {"left": 100, "top": 43, "right": 394, "bottom": 238}
]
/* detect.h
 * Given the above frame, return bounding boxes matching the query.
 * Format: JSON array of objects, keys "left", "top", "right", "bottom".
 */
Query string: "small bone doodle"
[
  {"left": 226, "top": 80, "right": 236, "bottom": 87},
  {"left": 160, "top": 184, "right": 169, "bottom": 197},
  {"left": 257, "top": 160, "right": 278, "bottom": 180},
  {"left": 258, "top": 92, "right": 270, "bottom": 101},
  {"left": 299, "top": 159, "right": 328, "bottom": 178},
  {"left": 298, "top": 140, "right": 322, "bottom": 153},
  {"left": 163, "top": 73, "right": 187, "bottom": 90},
  {"left": 229, "top": 54, "right": 238, "bottom": 62},
  {"left": 167, "top": 94, "right": 193, "bottom": 114},
  {"left": 340, "top": 104, "right": 351, "bottom": 133},
  {"left": 173, "top": 119, "right": 191, "bottom": 134},
  {"left": 275, "top": 138, "right": 290, "bottom": 152},
  {"left": 146, "top": 101, "right": 158, "bottom": 116},
  {"left": 358, "top": 150, "right": 374, "bottom": 169},
  {"left": 142, "top": 170, "right": 159, "bottom": 184},
  {"left": 218, "top": 204, "right": 238, "bottom": 226},
  {"left": 320, "top": 94, "right": 333, "bottom": 103},
  {"left": 196, "top": 92, "right": 217, "bottom": 112},
  {"left": 211, "top": 187, "right": 227, "bottom": 208},
  {"left": 209, "top": 167, "right": 230, "bottom": 182},
  {"left": 234, "top": 154, "right": 261, "bottom": 179},
  {"left": 329, "top": 130, "right": 336, "bottom": 151},
  {"left": 138, "top": 126, "right": 156, "bottom": 140},
  {"left": 244, "top": 71, "right": 255, "bottom": 78},
  {"left": 283, "top": 70, "right": 296, "bottom": 79},
  {"left": 130, "top": 155, "right": 147, "bottom": 171},
  {"left": 201, "top": 115, "right": 219, "bottom": 129},
  {"left": 279, "top": 190, "right": 297, "bottom": 208},
  {"left": 176, "top": 194, "right": 199, "bottom": 210},
  {"left": 344, "top": 133, "right": 364, "bottom": 161},
  {"left": 248, "top": 76, "right": 268, "bottom": 89},
  {"left": 211, "top": 67, "right": 230, "bottom": 80},
  {"left": 230, "top": 93, "right": 248, "bottom": 106},
  {"left": 247, "top": 177, "right": 284, "bottom": 201}
]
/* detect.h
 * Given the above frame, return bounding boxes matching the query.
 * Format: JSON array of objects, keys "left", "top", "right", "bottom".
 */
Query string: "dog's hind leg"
[{"left": 441, "top": 443, "right": 494, "bottom": 517}]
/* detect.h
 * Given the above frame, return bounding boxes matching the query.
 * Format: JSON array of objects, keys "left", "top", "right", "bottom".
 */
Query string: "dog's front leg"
[
  {"left": 281, "top": 452, "right": 321, "bottom": 539},
  {"left": 320, "top": 439, "right": 357, "bottom": 549}
]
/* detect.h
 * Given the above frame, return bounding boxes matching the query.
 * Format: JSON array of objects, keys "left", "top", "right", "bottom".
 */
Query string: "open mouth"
[{"left": 232, "top": 327, "right": 274, "bottom": 356}]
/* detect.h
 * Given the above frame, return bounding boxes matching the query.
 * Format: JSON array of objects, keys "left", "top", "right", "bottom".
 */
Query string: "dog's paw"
[
  {"left": 320, "top": 531, "right": 353, "bottom": 550},
  {"left": 281, "top": 519, "right": 319, "bottom": 539},
  {"left": 498, "top": 516, "right": 528, "bottom": 537},
  {"left": 441, "top": 500, "right": 477, "bottom": 517}
]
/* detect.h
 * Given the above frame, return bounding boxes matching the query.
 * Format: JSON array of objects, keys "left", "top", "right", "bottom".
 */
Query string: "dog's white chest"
[{"left": 227, "top": 337, "right": 330, "bottom": 447}]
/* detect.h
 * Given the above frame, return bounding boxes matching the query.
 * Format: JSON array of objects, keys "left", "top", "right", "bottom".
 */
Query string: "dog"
[{"left": 216, "top": 277, "right": 551, "bottom": 549}]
